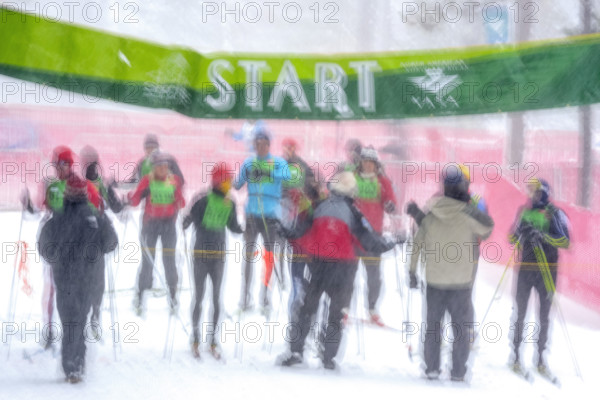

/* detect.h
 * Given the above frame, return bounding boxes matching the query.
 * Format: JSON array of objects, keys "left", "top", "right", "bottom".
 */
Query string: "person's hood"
[{"left": 428, "top": 196, "right": 468, "bottom": 220}]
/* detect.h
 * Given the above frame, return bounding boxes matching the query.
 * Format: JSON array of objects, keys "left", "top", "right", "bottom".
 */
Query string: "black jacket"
[{"left": 39, "top": 199, "right": 118, "bottom": 288}]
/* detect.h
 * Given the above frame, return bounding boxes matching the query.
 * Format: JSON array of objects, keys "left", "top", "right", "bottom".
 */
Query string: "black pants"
[
  {"left": 288, "top": 258, "right": 308, "bottom": 323},
  {"left": 358, "top": 251, "right": 382, "bottom": 311},
  {"left": 137, "top": 217, "right": 178, "bottom": 300},
  {"left": 55, "top": 279, "right": 92, "bottom": 377},
  {"left": 424, "top": 285, "right": 474, "bottom": 379},
  {"left": 191, "top": 257, "right": 224, "bottom": 345},
  {"left": 240, "top": 215, "right": 282, "bottom": 308},
  {"left": 290, "top": 258, "right": 359, "bottom": 362},
  {"left": 512, "top": 268, "right": 556, "bottom": 360},
  {"left": 90, "top": 258, "right": 105, "bottom": 322}
]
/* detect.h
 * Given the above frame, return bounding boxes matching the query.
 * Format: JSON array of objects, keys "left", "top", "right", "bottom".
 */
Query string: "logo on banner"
[{"left": 409, "top": 68, "right": 461, "bottom": 109}]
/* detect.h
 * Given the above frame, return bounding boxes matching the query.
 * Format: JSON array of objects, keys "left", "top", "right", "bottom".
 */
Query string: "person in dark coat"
[
  {"left": 509, "top": 178, "right": 570, "bottom": 377},
  {"left": 39, "top": 175, "right": 118, "bottom": 383}
]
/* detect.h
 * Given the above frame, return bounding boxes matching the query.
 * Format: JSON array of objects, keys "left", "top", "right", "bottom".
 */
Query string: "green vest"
[
  {"left": 46, "top": 180, "right": 66, "bottom": 212},
  {"left": 141, "top": 158, "right": 153, "bottom": 177},
  {"left": 282, "top": 162, "right": 304, "bottom": 189},
  {"left": 355, "top": 174, "right": 380, "bottom": 200},
  {"left": 149, "top": 178, "right": 175, "bottom": 205},
  {"left": 201, "top": 192, "right": 233, "bottom": 230},
  {"left": 253, "top": 158, "right": 273, "bottom": 184}
]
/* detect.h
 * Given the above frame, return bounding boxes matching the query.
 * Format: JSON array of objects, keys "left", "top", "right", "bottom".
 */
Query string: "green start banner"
[{"left": 1, "top": 6, "right": 599, "bottom": 120}]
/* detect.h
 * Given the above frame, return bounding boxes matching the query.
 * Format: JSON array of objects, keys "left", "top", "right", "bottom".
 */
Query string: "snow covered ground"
[{"left": 1, "top": 209, "right": 599, "bottom": 399}]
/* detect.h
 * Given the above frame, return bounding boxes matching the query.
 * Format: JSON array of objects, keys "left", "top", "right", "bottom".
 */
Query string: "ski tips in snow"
[{"left": 511, "top": 362, "right": 533, "bottom": 383}]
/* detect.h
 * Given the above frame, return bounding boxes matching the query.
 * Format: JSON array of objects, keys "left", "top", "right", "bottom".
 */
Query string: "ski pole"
[
  {"left": 105, "top": 253, "right": 120, "bottom": 361},
  {"left": 406, "top": 283, "right": 413, "bottom": 362},
  {"left": 129, "top": 213, "right": 190, "bottom": 335},
  {"left": 6, "top": 208, "right": 25, "bottom": 361},
  {"left": 394, "top": 244, "right": 406, "bottom": 321},
  {"left": 474, "top": 245, "right": 517, "bottom": 341},
  {"left": 532, "top": 238, "right": 583, "bottom": 381}
]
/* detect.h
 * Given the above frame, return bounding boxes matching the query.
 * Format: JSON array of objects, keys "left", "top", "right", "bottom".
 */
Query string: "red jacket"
[
  {"left": 354, "top": 173, "right": 396, "bottom": 233},
  {"left": 129, "top": 174, "right": 185, "bottom": 220},
  {"left": 298, "top": 194, "right": 395, "bottom": 261}
]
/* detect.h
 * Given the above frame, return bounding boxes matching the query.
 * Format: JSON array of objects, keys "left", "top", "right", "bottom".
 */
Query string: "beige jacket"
[{"left": 409, "top": 196, "right": 494, "bottom": 289}]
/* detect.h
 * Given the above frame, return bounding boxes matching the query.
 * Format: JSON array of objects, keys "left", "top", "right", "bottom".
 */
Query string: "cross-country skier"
[
  {"left": 408, "top": 167, "right": 494, "bottom": 382},
  {"left": 353, "top": 146, "right": 397, "bottom": 326},
  {"left": 128, "top": 151, "right": 186, "bottom": 315},
  {"left": 278, "top": 171, "right": 400, "bottom": 370},
  {"left": 80, "top": 145, "right": 124, "bottom": 333},
  {"left": 235, "top": 125, "right": 290, "bottom": 313},
  {"left": 38, "top": 175, "right": 118, "bottom": 383},
  {"left": 133, "top": 133, "right": 185, "bottom": 184},
  {"left": 21, "top": 146, "right": 101, "bottom": 349},
  {"left": 183, "top": 163, "right": 243, "bottom": 359},
  {"left": 509, "top": 178, "right": 570, "bottom": 379},
  {"left": 340, "top": 138, "right": 362, "bottom": 173},
  {"left": 280, "top": 137, "right": 320, "bottom": 318}
]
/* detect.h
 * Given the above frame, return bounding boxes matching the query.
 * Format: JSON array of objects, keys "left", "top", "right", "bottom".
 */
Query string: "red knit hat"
[
  {"left": 211, "top": 163, "right": 232, "bottom": 187},
  {"left": 64, "top": 174, "right": 88, "bottom": 201},
  {"left": 52, "top": 146, "right": 74, "bottom": 165},
  {"left": 282, "top": 137, "right": 298, "bottom": 149}
]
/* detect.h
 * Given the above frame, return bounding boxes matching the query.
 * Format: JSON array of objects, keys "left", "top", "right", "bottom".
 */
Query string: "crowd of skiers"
[{"left": 20, "top": 122, "right": 570, "bottom": 384}]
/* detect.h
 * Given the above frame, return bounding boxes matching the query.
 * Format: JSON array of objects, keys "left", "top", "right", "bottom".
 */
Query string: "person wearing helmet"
[
  {"left": 277, "top": 171, "right": 398, "bottom": 370},
  {"left": 183, "top": 163, "right": 243, "bottom": 359},
  {"left": 128, "top": 150, "right": 186, "bottom": 316},
  {"left": 234, "top": 125, "right": 290, "bottom": 313},
  {"left": 353, "top": 145, "right": 397, "bottom": 326},
  {"left": 509, "top": 178, "right": 570, "bottom": 379}
]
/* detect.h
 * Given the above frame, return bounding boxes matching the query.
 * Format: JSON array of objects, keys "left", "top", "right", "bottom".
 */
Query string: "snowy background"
[{"left": 1, "top": 208, "right": 599, "bottom": 399}]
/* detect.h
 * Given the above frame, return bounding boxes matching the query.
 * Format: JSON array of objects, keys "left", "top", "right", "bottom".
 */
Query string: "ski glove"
[
  {"left": 384, "top": 200, "right": 396, "bottom": 214},
  {"left": 406, "top": 201, "right": 426, "bottom": 226},
  {"left": 520, "top": 223, "right": 545, "bottom": 245}
]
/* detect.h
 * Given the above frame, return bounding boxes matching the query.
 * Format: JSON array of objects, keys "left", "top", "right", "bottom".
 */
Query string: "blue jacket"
[{"left": 235, "top": 154, "right": 290, "bottom": 219}]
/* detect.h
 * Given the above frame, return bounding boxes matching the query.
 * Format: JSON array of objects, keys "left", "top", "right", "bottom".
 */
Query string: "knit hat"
[
  {"left": 151, "top": 151, "right": 170, "bottom": 166},
  {"left": 443, "top": 164, "right": 467, "bottom": 185},
  {"left": 282, "top": 137, "right": 298, "bottom": 149},
  {"left": 329, "top": 171, "right": 358, "bottom": 198},
  {"left": 64, "top": 175, "right": 88, "bottom": 201},
  {"left": 253, "top": 121, "right": 271, "bottom": 144},
  {"left": 345, "top": 139, "right": 362, "bottom": 155},
  {"left": 360, "top": 146, "right": 379, "bottom": 162},
  {"left": 80, "top": 145, "right": 99, "bottom": 165},
  {"left": 443, "top": 166, "right": 470, "bottom": 202},
  {"left": 211, "top": 163, "right": 233, "bottom": 187},
  {"left": 281, "top": 137, "right": 298, "bottom": 149},
  {"left": 144, "top": 133, "right": 159, "bottom": 148},
  {"left": 52, "top": 146, "right": 74, "bottom": 165}
]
